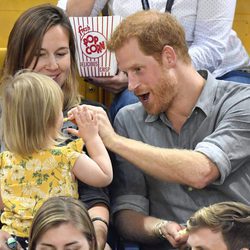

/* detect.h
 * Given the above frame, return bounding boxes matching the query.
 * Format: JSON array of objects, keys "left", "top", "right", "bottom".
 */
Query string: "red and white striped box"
[{"left": 70, "top": 16, "right": 122, "bottom": 77}]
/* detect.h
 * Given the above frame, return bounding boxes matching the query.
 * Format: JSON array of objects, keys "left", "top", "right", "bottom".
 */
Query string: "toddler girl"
[{"left": 0, "top": 71, "right": 112, "bottom": 245}]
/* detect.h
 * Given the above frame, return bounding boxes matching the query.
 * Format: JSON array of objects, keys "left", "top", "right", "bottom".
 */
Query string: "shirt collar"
[{"left": 195, "top": 70, "right": 218, "bottom": 116}]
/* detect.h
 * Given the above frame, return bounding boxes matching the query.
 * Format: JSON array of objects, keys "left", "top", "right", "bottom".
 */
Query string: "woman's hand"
[
  {"left": 85, "top": 71, "right": 128, "bottom": 94},
  {"left": 0, "top": 231, "right": 23, "bottom": 250}
]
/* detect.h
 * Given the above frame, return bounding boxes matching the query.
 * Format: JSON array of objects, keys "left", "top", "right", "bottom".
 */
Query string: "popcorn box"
[{"left": 70, "top": 16, "right": 122, "bottom": 77}]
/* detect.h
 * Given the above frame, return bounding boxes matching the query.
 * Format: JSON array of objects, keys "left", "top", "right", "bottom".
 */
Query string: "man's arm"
[
  {"left": 114, "top": 210, "right": 187, "bottom": 248},
  {"left": 69, "top": 105, "right": 219, "bottom": 189},
  {"left": 115, "top": 210, "right": 161, "bottom": 244},
  {"left": 107, "top": 134, "right": 219, "bottom": 189}
]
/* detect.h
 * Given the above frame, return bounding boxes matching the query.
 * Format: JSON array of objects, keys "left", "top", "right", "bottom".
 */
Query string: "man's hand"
[
  {"left": 155, "top": 221, "right": 188, "bottom": 248},
  {"left": 85, "top": 71, "right": 128, "bottom": 94},
  {"left": 68, "top": 105, "right": 116, "bottom": 147}
]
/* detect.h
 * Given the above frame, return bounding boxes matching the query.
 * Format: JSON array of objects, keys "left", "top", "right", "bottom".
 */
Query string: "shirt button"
[{"left": 188, "top": 187, "right": 193, "bottom": 191}]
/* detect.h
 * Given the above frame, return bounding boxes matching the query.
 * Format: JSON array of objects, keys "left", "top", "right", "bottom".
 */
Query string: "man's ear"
[{"left": 161, "top": 45, "right": 177, "bottom": 68}]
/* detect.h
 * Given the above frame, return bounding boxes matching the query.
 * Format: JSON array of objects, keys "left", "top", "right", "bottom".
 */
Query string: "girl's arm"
[
  {"left": 67, "top": 106, "right": 112, "bottom": 187},
  {"left": 0, "top": 188, "right": 4, "bottom": 210}
]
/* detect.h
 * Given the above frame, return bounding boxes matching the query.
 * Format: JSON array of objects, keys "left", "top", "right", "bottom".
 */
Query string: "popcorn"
[
  {"left": 178, "top": 228, "right": 188, "bottom": 235},
  {"left": 70, "top": 16, "right": 122, "bottom": 77}
]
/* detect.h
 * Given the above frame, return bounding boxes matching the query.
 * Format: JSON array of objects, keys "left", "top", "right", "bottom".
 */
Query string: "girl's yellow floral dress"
[{"left": 0, "top": 139, "right": 83, "bottom": 238}]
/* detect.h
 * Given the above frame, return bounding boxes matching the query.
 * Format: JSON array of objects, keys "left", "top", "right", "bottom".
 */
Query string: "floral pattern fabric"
[{"left": 0, "top": 139, "right": 83, "bottom": 237}]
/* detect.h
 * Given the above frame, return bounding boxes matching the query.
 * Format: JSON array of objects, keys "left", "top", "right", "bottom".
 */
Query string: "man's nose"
[{"left": 128, "top": 76, "right": 140, "bottom": 91}]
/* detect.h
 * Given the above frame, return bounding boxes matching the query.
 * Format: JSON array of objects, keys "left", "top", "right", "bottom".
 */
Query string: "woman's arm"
[
  {"left": 78, "top": 178, "right": 111, "bottom": 250},
  {"left": 88, "top": 204, "right": 110, "bottom": 250},
  {"left": 66, "top": 0, "right": 95, "bottom": 16},
  {"left": 66, "top": 0, "right": 108, "bottom": 17}
]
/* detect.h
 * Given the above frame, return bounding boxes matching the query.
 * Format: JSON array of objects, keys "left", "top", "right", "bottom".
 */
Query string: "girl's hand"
[{"left": 67, "top": 106, "right": 98, "bottom": 143}]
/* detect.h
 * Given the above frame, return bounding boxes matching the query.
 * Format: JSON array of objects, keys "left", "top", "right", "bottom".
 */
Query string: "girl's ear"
[{"left": 161, "top": 45, "right": 177, "bottom": 68}]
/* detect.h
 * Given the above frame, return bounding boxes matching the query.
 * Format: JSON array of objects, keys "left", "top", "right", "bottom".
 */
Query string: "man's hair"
[
  {"left": 2, "top": 4, "right": 80, "bottom": 111},
  {"left": 29, "top": 196, "right": 97, "bottom": 250},
  {"left": 2, "top": 71, "right": 64, "bottom": 156},
  {"left": 107, "top": 10, "right": 191, "bottom": 64},
  {"left": 187, "top": 201, "right": 250, "bottom": 250}
]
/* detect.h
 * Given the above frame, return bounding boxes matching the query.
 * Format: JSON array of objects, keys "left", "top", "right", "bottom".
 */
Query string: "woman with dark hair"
[{"left": 0, "top": 4, "right": 111, "bottom": 250}]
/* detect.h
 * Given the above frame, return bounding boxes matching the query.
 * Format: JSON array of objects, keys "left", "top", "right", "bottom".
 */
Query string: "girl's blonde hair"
[{"left": 2, "top": 71, "right": 64, "bottom": 156}]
